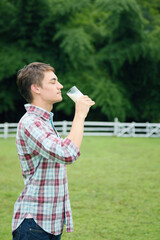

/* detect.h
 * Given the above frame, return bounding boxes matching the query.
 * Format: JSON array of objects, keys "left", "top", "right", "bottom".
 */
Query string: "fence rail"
[{"left": 0, "top": 118, "right": 160, "bottom": 139}]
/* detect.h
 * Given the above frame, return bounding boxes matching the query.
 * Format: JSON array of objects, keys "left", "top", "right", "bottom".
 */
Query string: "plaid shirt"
[{"left": 12, "top": 104, "right": 80, "bottom": 235}]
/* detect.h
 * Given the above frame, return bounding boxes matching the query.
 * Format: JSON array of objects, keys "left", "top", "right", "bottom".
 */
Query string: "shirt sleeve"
[{"left": 22, "top": 117, "right": 80, "bottom": 165}]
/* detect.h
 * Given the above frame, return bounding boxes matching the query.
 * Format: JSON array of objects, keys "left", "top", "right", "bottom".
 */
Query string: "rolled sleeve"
[{"left": 23, "top": 118, "right": 80, "bottom": 165}]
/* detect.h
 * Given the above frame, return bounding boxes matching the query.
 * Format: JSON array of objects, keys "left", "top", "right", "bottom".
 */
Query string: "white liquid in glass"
[{"left": 67, "top": 86, "right": 83, "bottom": 102}]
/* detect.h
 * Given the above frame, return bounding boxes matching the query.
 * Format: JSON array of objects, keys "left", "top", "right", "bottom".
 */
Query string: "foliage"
[{"left": 0, "top": 0, "right": 160, "bottom": 122}]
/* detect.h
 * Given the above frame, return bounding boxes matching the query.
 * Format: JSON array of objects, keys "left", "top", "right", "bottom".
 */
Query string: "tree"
[{"left": 0, "top": 0, "right": 160, "bottom": 122}]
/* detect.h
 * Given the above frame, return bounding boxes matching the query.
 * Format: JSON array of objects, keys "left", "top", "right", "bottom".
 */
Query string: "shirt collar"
[{"left": 25, "top": 104, "right": 54, "bottom": 121}]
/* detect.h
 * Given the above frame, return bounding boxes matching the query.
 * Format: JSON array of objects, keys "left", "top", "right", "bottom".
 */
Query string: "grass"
[{"left": 0, "top": 137, "right": 160, "bottom": 240}]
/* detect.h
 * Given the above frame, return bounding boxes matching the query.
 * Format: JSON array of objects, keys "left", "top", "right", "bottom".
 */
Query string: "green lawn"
[{"left": 0, "top": 137, "right": 160, "bottom": 240}]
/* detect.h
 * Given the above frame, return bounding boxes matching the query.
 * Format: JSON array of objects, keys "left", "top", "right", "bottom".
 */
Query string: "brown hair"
[{"left": 17, "top": 62, "right": 54, "bottom": 103}]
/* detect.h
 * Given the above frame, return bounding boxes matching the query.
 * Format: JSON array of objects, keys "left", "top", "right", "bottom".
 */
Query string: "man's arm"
[
  {"left": 67, "top": 95, "right": 95, "bottom": 149},
  {"left": 21, "top": 117, "right": 80, "bottom": 165},
  {"left": 20, "top": 95, "right": 94, "bottom": 165}
]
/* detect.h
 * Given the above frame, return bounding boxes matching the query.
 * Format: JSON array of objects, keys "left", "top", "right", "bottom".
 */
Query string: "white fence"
[{"left": 0, "top": 118, "right": 160, "bottom": 139}]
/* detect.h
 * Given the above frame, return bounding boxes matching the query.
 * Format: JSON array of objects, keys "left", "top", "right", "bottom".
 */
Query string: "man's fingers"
[{"left": 77, "top": 95, "right": 95, "bottom": 106}]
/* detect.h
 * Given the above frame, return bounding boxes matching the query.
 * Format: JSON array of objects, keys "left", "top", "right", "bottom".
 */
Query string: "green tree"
[{"left": 0, "top": 0, "right": 160, "bottom": 122}]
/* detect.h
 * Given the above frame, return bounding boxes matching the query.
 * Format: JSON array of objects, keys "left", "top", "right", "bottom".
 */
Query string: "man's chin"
[
  {"left": 53, "top": 97, "right": 63, "bottom": 104},
  {"left": 58, "top": 96, "right": 63, "bottom": 102}
]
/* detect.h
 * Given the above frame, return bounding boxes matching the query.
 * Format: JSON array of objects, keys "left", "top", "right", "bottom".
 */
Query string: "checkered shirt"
[{"left": 12, "top": 104, "right": 80, "bottom": 235}]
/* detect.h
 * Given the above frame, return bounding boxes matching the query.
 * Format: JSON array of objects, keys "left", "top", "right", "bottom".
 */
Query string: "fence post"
[
  {"left": 4, "top": 122, "right": 8, "bottom": 139},
  {"left": 131, "top": 122, "right": 135, "bottom": 137},
  {"left": 146, "top": 122, "right": 150, "bottom": 137},
  {"left": 62, "top": 120, "right": 67, "bottom": 136},
  {"left": 114, "top": 118, "right": 119, "bottom": 136}
]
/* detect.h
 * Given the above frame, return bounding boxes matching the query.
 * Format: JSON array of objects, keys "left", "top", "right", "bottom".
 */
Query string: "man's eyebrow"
[{"left": 49, "top": 77, "right": 57, "bottom": 81}]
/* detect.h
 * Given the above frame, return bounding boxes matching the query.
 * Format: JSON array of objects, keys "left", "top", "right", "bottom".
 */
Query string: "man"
[{"left": 12, "top": 62, "right": 95, "bottom": 240}]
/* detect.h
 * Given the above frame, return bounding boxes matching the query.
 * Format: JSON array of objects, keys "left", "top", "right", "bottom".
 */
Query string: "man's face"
[{"left": 39, "top": 71, "right": 63, "bottom": 104}]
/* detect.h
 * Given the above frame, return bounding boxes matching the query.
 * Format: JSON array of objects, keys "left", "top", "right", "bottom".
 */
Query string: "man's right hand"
[{"left": 75, "top": 95, "right": 95, "bottom": 119}]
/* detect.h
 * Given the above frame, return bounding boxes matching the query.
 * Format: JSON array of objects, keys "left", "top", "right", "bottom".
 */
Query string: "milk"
[
  {"left": 67, "top": 92, "right": 83, "bottom": 102},
  {"left": 67, "top": 86, "right": 83, "bottom": 102}
]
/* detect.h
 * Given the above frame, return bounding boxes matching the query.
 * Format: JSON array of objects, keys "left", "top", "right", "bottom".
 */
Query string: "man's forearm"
[
  {"left": 67, "top": 95, "right": 95, "bottom": 148},
  {"left": 67, "top": 114, "right": 85, "bottom": 149}
]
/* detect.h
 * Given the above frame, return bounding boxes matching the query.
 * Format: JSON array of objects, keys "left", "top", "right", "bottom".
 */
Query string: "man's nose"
[{"left": 57, "top": 81, "right": 63, "bottom": 89}]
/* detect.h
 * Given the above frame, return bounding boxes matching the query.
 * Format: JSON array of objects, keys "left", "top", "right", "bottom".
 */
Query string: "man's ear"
[{"left": 31, "top": 84, "right": 41, "bottom": 95}]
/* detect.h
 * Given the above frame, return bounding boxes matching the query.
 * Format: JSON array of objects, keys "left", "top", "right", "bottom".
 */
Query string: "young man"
[{"left": 12, "top": 62, "right": 95, "bottom": 240}]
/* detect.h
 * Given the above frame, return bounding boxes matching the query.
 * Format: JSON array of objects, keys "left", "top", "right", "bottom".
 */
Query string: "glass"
[{"left": 66, "top": 86, "right": 83, "bottom": 102}]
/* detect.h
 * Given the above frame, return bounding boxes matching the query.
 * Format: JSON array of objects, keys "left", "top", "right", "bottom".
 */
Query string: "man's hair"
[{"left": 17, "top": 62, "right": 54, "bottom": 103}]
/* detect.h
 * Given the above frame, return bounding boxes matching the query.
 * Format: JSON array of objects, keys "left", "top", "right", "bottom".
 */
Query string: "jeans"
[{"left": 12, "top": 218, "right": 62, "bottom": 240}]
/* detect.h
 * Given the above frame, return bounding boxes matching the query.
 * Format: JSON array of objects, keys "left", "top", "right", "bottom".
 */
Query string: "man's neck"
[{"left": 30, "top": 101, "right": 53, "bottom": 113}]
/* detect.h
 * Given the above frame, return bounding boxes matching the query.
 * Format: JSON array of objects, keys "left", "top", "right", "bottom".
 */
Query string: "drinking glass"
[{"left": 66, "top": 86, "right": 83, "bottom": 102}]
